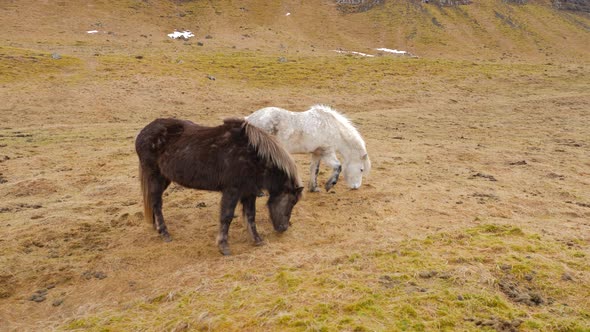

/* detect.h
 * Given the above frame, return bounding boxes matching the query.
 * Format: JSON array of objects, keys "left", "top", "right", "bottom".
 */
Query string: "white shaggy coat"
[{"left": 246, "top": 105, "right": 371, "bottom": 191}]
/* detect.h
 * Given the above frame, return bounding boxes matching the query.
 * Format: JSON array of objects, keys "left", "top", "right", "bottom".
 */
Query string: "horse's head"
[
  {"left": 343, "top": 153, "right": 371, "bottom": 190},
  {"left": 267, "top": 183, "right": 304, "bottom": 232}
]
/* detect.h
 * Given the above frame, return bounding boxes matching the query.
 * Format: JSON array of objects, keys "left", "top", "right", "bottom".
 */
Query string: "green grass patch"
[
  {"left": 59, "top": 224, "right": 590, "bottom": 331},
  {"left": 3, "top": 46, "right": 579, "bottom": 99},
  {"left": 0, "top": 46, "right": 83, "bottom": 83}
]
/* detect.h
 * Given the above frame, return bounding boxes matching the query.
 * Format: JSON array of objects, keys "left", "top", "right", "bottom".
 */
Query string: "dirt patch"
[
  {"left": 467, "top": 317, "right": 523, "bottom": 332},
  {"left": 336, "top": 0, "right": 385, "bottom": 13},
  {"left": 498, "top": 277, "right": 545, "bottom": 306},
  {"left": 5, "top": 178, "right": 59, "bottom": 197},
  {"left": 566, "top": 201, "right": 590, "bottom": 208},
  {"left": 508, "top": 160, "right": 527, "bottom": 166},
  {"left": 0, "top": 275, "right": 15, "bottom": 299},
  {"left": 469, "top": 172, "right": 498, "bottom": 181},
  {"left": 82, "top": 271, "right": 108, "bottom": 280}
]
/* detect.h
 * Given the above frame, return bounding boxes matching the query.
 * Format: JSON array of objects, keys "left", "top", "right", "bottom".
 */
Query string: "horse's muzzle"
[{"left": 275, "top": 224, "right": 289, "bottom": 233}]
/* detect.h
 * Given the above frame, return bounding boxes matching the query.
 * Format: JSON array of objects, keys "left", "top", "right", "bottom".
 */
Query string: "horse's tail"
[
  {"left": 139, "top": 161, "right": 154, "bottom": 226},
  {"left": 135, "top": 119, "right": 177, "bottom": 228}
]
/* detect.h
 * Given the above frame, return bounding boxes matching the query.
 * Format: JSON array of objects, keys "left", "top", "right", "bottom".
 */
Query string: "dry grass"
[
  {"left": 57, "top": 225, "right": 590, "bottom": 331},
  {"left": 1, "top": 0, "right": 589, "bottom": 331}
]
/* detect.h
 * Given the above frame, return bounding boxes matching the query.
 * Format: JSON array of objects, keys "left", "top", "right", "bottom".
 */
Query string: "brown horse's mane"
[{"left": 232, "top": 118, "right": 301, "bottom": 187}]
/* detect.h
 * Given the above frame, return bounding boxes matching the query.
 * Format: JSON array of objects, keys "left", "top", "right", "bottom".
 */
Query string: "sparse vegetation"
[
  {"left": 0, "top": 47, "right": 83, "bottom": 83},
  {"left": 53, "top": 224, "right": 589, "bottom": 331},
  {"left": 1, "top": 0, "right": 589, "bottom": 331}
]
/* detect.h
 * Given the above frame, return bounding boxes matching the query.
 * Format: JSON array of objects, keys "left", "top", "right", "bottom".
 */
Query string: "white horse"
[{"left": 246, "top": 104, "right": 371, "bottom": 192}]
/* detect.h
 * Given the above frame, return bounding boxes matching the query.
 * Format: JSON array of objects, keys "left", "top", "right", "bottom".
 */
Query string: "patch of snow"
[
  {"left": 375, "top": 48, "right": 407, "bottom": 54},
  {"left": 168, "top": 30, "right": 194, "bottom": 39},
  {"left": 333, "top": 49, "right": 375, "bottom": 57},
  {"left": 87, "top": 30, "right": 99, "bottom": 34}
]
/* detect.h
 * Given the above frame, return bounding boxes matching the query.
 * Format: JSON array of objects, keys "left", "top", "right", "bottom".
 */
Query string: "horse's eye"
[{"left": 361, "top": 168, "right": 364, "bottom": 173}]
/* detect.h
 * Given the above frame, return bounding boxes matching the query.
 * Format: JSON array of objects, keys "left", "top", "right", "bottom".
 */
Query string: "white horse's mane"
[{"left": 310, "top": 104, "right": 367, "bottom": 152}]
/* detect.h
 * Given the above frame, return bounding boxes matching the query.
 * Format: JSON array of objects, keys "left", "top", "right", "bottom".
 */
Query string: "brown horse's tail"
[{"left": 139, "top": 162, "right": 154, "bottom": 227}]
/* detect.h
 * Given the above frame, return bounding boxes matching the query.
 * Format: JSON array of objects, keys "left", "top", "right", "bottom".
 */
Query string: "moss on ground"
[{"left": 0, "top": 47, "right": 83, "bottom": 83}]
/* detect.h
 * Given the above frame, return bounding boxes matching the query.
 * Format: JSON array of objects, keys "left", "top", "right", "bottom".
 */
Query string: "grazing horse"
[
  {"left": 135, "top": 118, "right": 303, "bottom": 255},
  {"left": 246, "top": 104, "right": 371, "bottom": 192}
]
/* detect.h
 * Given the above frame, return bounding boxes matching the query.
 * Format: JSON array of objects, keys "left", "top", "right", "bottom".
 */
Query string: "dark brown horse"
[{"left": 135, "top": 117, "right": 303, "bottom": 255}]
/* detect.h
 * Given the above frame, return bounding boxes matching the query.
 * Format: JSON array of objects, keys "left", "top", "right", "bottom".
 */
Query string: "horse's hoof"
[
  {"left": 218, "top": 245, "right": 231, "bottom": 256},
  {"left": 309, "top": 187, "right": 320, "bottom": 193},
  {"left": 254, "top": 239, "right": 265, "bottom": 246},
  {"left": 325, "top": 181, "right": 336, "bottom": 191},
  {"left": 160, "top": 233, "right": 172, "bottom": 242}
]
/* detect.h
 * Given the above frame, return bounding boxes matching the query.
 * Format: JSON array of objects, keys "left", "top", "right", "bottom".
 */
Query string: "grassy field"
[
  {"left": 1, "top": 1, "right": 589, "bottom": 331},
  {"left": 60, "top": 224, "right": 589, "bottom": 331}
]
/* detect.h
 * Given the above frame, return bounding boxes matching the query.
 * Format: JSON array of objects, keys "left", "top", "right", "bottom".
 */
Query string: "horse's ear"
[{"left": 361, "top": 153, "right": 368, "bottom": 160}]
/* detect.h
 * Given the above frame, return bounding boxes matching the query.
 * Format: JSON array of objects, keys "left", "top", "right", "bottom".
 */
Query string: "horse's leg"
[
  {"left": 241, "top": 195, "right": 264, "bottom": 246},
  {"left": 149, "top": 174, "right": 172, "bottom": 242},
  {"left": 308, "top": 153, "right": 322, "bottom": 192},
  {"left": 322, "top": 151, "right": 342, "bottom": 192},
  {"left": 217, "top": 189, "right": 240, "bottom": 255}
]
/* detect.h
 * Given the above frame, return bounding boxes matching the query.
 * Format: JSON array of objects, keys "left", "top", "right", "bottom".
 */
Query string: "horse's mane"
[
  {"left": 311, "top": 104, "right": 367, "bottom": 151},
  {"left": 310, "top": 105, "right": 371, "bottom": 174},
  {"left": 241, "top": 119, "right": 302, "bottom": 186}
]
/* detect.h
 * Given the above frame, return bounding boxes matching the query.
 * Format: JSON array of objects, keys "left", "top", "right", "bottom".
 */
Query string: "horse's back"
[
  {"left": 156, "top": 118, "right": 261, "bottom": 191},
  {"left": 248, "top": 107, "right": 290, "bottom": 119},
  {"left": 249, "top": 105, "right": 339, "bottom": 132},
  {"left": 136, "top": 119, "right": 186, "bottom": 160},
  {"left": 248, "top": 106, "right": 339, "bottom": 153},
  {"left": 246, "top": 107, "right": 290, "bottom": 133}
]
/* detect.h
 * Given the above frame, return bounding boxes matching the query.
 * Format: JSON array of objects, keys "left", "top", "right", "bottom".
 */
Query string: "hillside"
[{"left": 1, "top": 0, "right": 589, "bottom": 61}]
